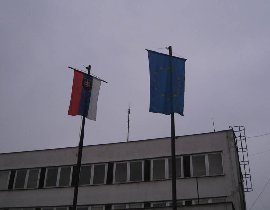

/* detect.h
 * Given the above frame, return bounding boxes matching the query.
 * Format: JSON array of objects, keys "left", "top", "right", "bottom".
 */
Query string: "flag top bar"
[
  {"left": 68, "top": 66, "right": 108, "bottom": 83},
  {"left": 146, "top": 49, "right": 187, "bottom": 61}
]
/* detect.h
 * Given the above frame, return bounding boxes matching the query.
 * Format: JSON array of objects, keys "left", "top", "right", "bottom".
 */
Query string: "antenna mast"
[{"left": 127, "top": 105, "right": 131, "bottom": 142}]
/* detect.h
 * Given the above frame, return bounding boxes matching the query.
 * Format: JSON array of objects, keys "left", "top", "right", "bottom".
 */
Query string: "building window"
[
  {"left": 79, "top": 163, "right": 107, "bottom": 185},
  {"left": 208, "top": 153, "right": 223, "bottom": 175},
  {"left": 151, "top": 159, "right": 166, "bottom": 180},
  {"left": 167, "top": 200, "right": 184, "bottom": 207},
  {"left": 42, "top": 208, "right": 68, "bottom": 210},
  {"left": 77, "top": 206, "right": 105, "bottom": 210},
  {"left": 114, "top": 162, "right": 127, "bottom": 183},
  {"left": 56, "top": 208, "right": 69, "bottom": 210},
  {"left": 112, "top": 204, "right": 127, "bottom": 210},
  {"left": 112, "top": 204, "right": 143, "bottom": 210},
  {"left": 93, "top": 164, "right": 107, "bottom": 185},
  {"left": 113, "top": 160, "right": 144, "bottom": 183},
  {"left": 128, "top": 203, "right": 144, "bottom": 209},
  {"left": 192, "top": 198, "right": 209, "bottom": 205},
  {"left": 14, "top": 169, "right": 27, "bottom": 189},
  {"left": 192, "top": 155, "right": 206, "bottom": 177},
  {"left": 80, "top": 165, "right": 92, "bottom": 185},
  {"left": 77, "top": 207, "right": 89, "bottom": 210},
  {"left": 26, "top": 169, "right": 40, "bottom": 189},
  {"left": 129, "top": 161, "right": 143, "bottom": 182},
  {"left": 13, "top": 169, "right": 40, "bottom": 189},
  {"left": 91, "top": 206, "right": 105, "bottom": 210},
  {"left": 168, "top": 157, "right": 182, "bottom": 178},
  {"left": 0, "top": 170, "right": 10, "bottom": 190},
  {"left": 210, "top": 196, "right": 226, "bottom": 203},
  {"left": 183, "top": 156, "right": 191, "bottom": 177},
  {"left": 58, "top": 166, "right": 72, "bottom": 187},
  {"left": 151, "top": 202, "right": 167, "bottom": 208},
  {"left": 45, "top": 167, "right": 58, "bottom": 187},
  {"left": 45, "top": 166, "right": 72, "bottom": 187}
]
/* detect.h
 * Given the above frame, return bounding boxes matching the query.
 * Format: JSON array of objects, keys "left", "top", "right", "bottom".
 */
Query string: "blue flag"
[{"left": 147, "top": 50, "right": 186, "bottom": 115}]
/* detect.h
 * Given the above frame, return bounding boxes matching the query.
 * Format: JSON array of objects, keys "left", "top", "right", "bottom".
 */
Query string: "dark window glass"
[
  {"left": 112, "top": 204, "right": 126, "bottom": 210},
  {"left": 56, "top": 208, "right": 68, "bottom": 210},
  {"left": 169, "top": 157, "right": 182, "bottom": 178},
  {"left": 45, "top": 168, "right": 58, "bottom": 187},
  {"left": 59, "top": 167, "right": 71, "bottom": 187},
  {"left": 130, "top": 161, "right": 143, "bottom": 182},
  {"left": 14, "top": 169, "right": 27, "bottom": 189},
  {"left": 115, "top": 162, "right": 127, "bottom": 183},
  {"left": 144, "top": 160, "right": 150, "bottom": 181},
  {"left": 151, "top": 202, "right": 166, "bottom": 208},
  {"left": 80, "top": 165, "right": 91, "bottom": 185},
  {"left": 192, "top": 155, "right": 206, "bottom": 177},
  {"left": 208, "top": 153, "right": 223, "bottom": 175},
  {"left": 92, "top": 206, "right": 104, "bottom": 210},
  {"left": 185, "top": 200, "right": 192, "bottom": 206},
  {"left": 106, "top": 162, "right": 113, "bottom": 184},
  {"left": 211, "top": 197, "right": 226, "bottom": 203},
  {"left": 152, "top": 159, "right": 165, "bottom": 180},
  {"left": 129, "top": 203, "right": 143, "bottom": 209},
  {"left": 93, "top": 164, "right": 105, "bottom": 184},
  {"left": 26, "top": 169, "right": 40, "bottom": 189},
  {"left": 77, "top": 207, "right": 88, "bottom": 210},
  {"left": 0, "top": 171, "right": 10, "bottom": 190},
  {"left": 183, "top": 156, "right": 191, "bottom": 177}
]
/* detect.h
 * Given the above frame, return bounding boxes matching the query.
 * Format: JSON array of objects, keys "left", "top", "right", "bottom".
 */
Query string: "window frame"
[
  {"left": 0, "top": 170, "right": 10, "bottom": 190},
  {"left": 58, "top": 166, "right": 73, "bottom": 187},
  {"left": 207, "top": 152, "right": 224, "bottom": 176},
  {"left": 190, "top": 152, "right": 223, "bottom": 178},
  {"left": 112, "top": 203, "right": 144, "bottom": 210},
  {"left": 113, "top": 160, "right": 144, "bottom": 184},
  {"left": 151, "top": 158, "right": 167, "bottom": 181},
  {"left": 191, "top": 154, "right": 207, "bottom": 177},
  {"left": 168, "top": 156, "right": 183, "bottom": 179},
  {"left": 79, "top": 164, "right": 92, "bottom": 186},
  {"left": 92, "top": 163, "right": 108, "bottom": 185},
  {"left": 13, "top": 168, "right": 41, "bottom": 189},
  {"left": 44, "top": 166, "right": 73, "bottom": 188},
  {"left": 113, "top": 162, "right": 128, "bottom": 183},
  {"left": 129, "top": 160, "right": 144, "bottom": 182}
]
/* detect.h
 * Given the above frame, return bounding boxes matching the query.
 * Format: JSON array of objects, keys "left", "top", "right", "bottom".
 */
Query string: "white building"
[{"left": 0, "top": 129, "right": 248, "bottom": 210}]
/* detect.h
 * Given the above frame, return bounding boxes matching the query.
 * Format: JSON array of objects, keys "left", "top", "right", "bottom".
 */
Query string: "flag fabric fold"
[
  {"left": 68, "top": 71, "right": 101, "bottom": 121},
  {"left": 147, "top": 50, "right": 186, "bottom": 115}
]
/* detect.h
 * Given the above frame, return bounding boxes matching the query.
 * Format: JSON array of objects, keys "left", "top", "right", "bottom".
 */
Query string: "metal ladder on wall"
[{"left": 231, "top": 126, "right": 253, "bottom": 192}]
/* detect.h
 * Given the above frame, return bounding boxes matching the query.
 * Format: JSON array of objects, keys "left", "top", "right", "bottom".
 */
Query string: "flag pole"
[
  {"left": 168, "top": 46, "right": 178, "bottom": 210},
  {"left": 72, "top": 65, "right": 91, "bottom": 210}
]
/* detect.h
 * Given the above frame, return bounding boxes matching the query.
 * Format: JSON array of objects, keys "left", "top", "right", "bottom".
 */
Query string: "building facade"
[{"left": 0, "top": 129, "right": 246, "bottom": 210}]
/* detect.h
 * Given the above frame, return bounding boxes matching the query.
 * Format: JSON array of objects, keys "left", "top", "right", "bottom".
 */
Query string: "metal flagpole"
[
  {"left": 72, "top": 65, "right": 91, "bottom": 210},
  {"left": 168, "top": 46, "right": 178, "bottom": 210}
]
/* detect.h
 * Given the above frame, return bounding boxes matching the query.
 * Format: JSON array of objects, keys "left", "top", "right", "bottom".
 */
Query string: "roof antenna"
[
  {"left": 127, "top": 105, "right": 131, "bottom": 142},
  {"left": 212, "top": 118, "right": 216, "bottom": 132}
]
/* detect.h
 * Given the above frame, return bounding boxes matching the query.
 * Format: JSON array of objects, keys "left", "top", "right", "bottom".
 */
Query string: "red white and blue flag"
[{"left": 68, "top": 70, "right": 101, "bottom": 121}]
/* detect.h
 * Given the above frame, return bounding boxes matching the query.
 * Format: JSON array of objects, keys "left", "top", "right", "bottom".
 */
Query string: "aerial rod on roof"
[{"left": 127, "top": 105, "right": 131, "bottom": 142}]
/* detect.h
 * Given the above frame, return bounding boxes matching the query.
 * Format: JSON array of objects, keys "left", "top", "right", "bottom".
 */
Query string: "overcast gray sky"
[{"left": 1, "top": 0, "right": 270, "bottom": 209}]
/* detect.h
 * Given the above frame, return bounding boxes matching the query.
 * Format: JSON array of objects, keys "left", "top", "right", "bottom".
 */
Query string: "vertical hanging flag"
[
  {"left": 68, "top": 70, "right": 101, "bottom": 121},
  {"left": 147, "top": 50, "right": 186, "bottom": 115}
]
